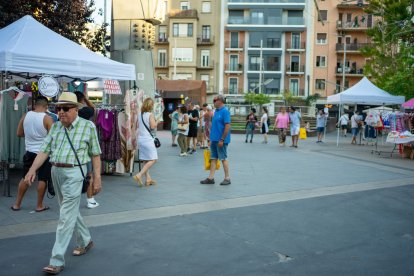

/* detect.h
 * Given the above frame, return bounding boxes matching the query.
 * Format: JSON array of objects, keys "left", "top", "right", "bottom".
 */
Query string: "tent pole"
[{"left": 337, "top": 104, "right": 341, "bottom": 147}]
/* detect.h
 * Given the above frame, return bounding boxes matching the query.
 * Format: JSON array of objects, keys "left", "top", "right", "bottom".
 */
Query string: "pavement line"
[{"left": 0, "top": 177, "right": 413, "bottom": 240}]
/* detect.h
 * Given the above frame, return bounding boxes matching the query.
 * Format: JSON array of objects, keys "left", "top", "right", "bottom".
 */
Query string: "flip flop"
[
  {"left": 35, "top": 206, "right": 50, "bottom": 212},
  {"left": 11, "top": 206, "right": 20, "bottom": 211},
  {"left": 42, "top": 265, "right": 64, "bottom": 275},
  {"left": 73, "top": 240, "right": 94, "bottom": 256}
]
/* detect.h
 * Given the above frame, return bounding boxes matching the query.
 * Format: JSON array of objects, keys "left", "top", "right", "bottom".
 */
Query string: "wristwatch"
[{"left": 220, "top": 138, "right": 224, "bottom": 142}]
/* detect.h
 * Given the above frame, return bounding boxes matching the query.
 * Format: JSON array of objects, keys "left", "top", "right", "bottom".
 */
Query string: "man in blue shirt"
[{"left": 200, "top": 95, "right": 231, "bottom": 185}]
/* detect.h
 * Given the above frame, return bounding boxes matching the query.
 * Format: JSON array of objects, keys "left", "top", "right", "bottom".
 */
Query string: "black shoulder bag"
[
  {"left": 64, "top": 128, "right": 91, "bottom": 193},
  {"left": 141, "top": 113, "right": 161, "bottom": 148}
]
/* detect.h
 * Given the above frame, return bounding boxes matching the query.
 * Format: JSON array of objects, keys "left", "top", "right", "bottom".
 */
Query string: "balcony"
[
  {"left": 336, "top": 43, "right": 373, "bottom": 53},
  {"left": 336, "top": 66, "right": 364, "bottom": 77},
  {"left": 249, "top": 38, "right": 281, "bottom": 49},
  {"left": 155, "top": 37, "right": 169, "bottom": 44},
  {"left": 228, "top": 0, "right": 305, "bottom": 10},
  {"left": 336, "top": 20, "right": 373, "bottom": 32},
  {"left": 286, "top": 42, "right": 306, "bottom": 51},
  {"left": 249, "top": 64, "right": 281, "bottom": 72},
  {"left": 155, "top": 63, "right": 168, "bottom": 69},
  {"left": 225, "top": 41, "right": 245, "bottom": 50},
  {"left": 337, "top": 1, "right": 365, "bottom": 9},
  {"left": 206, "top": 85, "right": 216, "bottom": 94},
  {"left": 286, "top": 65, "right": 305, "bottom": 75},
  {"left": 197, "top": 36, "right": 215, "bottom": 45},
  {"left": 197, "top": 60, "right": 215, "bottom": 70},
  {"left": 168, "top": 9, "right": 198, "bottom": 19},
  {"left": 222, "top": 87, "right": 244, "bottom": 95},
  {"left": 225, "top": 64, "right": 243, "bottom": 74},
  {"left": 227, "top": 17, "right": 305, "bottom": 32},
  {"left": 290, "top": 88, "right": 305, "bottom": 96}
]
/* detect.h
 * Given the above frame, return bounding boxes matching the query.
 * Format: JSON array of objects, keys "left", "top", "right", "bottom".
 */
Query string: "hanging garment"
[
  {"left": 116, "top": 111, "right": 135, "bottom": 174},
  {"left": 97, "top": 109, "right": 121, "bottom": 161},
  {"left": 0, "top": 91, "right": 28, "bottom": 163},
  {"left": 96, "top": 109, "right": 114, "bottom": 141}
]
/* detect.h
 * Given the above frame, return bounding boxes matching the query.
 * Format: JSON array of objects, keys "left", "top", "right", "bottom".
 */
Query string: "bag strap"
[
  {"left": 64, "top": 128, "right": 85, "bottom": 178},
  {"left": 141, "top": 113, "right": 155, "bottom": 139}
]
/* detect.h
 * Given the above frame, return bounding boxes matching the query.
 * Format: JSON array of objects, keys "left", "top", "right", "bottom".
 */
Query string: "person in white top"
[
  {"left": 11, "top": 96, "right": 53, "bottom": 212},
  {"left": 133, "top": 98, "right": 158, "bottom": 186},
  {"left": 338, "top": 113, "right": 349, "bottom": 137},
  {"left": 260, "top": 107, "right": 269, "bottom": 144}
]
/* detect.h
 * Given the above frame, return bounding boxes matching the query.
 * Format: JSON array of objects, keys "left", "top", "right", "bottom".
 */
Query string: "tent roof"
[
  {"left": 326, "top": 77, "right": 405, "bottom": 105},
  {"left": 402, "top": 98, "right": 414, "bottom": 108},
  {"left": 156, "top": 79, "right": 205, "bottom": 92},
  {"left": 0, "top": 15, "right": 136, "bottom": 81}
]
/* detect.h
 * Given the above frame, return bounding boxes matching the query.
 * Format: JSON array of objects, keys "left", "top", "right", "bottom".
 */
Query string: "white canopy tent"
[
  {"left": 0, "top": 15, "right": 136, "bottom": 81},
  {"left": 327, "top": 77, "right": 405, "bottom": 146}
]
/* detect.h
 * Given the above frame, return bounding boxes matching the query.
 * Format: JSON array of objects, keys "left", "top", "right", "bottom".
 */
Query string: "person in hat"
[{"left": 24, "top": 92, "right": 102, "bottom": 275}]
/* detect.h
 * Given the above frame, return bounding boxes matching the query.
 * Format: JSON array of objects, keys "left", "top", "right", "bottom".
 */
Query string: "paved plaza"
[{"left": 0, "top": 131, "right": 413, "bottom": 276}]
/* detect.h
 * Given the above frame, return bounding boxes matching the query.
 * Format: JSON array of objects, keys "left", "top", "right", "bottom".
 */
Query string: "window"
[
  {"left": 250, "top": 56, "right": 261, "bottom": 71},
  {"left": 180, "top": 1, "right": 189, "bottom": 10},
  {"left": 230, "top": 32, "right": 239, "bottom": 48},
  {"left": 251, "top": 11, "right": 264, "bottom": 24},
  {"left": 202, "top": 25, "right": 211, "bottom": 41},
  {"left": 315, "top": 79, "right": 326, "bottom": 90},
  {"left": 290, "top": 79, "right": 299, "bottom": 96},
  {"left": 287, "top": 10, "right": 303, "bottom": 25},
  {"left": 158, "top": 50, "right": 167, "bottom": 67},
  {"left": 229, "top": 55, "right": 239, "bottom": 71},
  {"left": 201, "top": 2, "right": 211, "bottom": 13},
  {"left": 318, "top": 10, "right": 327, "bottom": 22},
  {"left": 175, "top": 73, "right": 192, "bottom": 80},
  {"left": 172, "top": 48, "right": 193, "bottom": 62},
  {"left": 290, "top": 55, "right": 300, "bottom": 72},
  {"left": 316, "top": 56, "right": 326, "bottom": 67},
  {"left": 173, "top": 23, "right": 193, "bottom": 37},
  {"left": 229, "top": 78, "right": 238, "bottom": 94},
  {"left": 229, "top": 10, "right": 244, "bottom": 24},
  {"left": 201, "top": 74, "right": 210, "bottom": 87},
  {"left": 201, "top": 50, "right": 210, "bottom": 67},
  {"left": 158, "top": 26, "right": 167, "bottom": 42},
  {"left": 291, "top": 33, "right": 301, "bottom": 49},
  {"left": 316, "top": 33, "right": 327, "bottom": 44}
]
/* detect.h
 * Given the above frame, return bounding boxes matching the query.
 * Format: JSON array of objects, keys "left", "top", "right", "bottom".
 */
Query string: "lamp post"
[
  {"left": 341, "top": 32, "right": 347, "bottom": 92},
  {"left": 258, "top": 40, "right": 263, "bottom": 94}
]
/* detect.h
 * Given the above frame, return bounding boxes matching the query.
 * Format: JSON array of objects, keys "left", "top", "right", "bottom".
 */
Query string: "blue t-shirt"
[
  {"left": 289, "top": 111, "right": 301, "bottom": 127},
  {"left": 210, "top": 106, "right": 231, "bottom": 143}
]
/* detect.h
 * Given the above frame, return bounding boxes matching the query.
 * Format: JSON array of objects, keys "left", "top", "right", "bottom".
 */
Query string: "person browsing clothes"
[{"left": 24, "top": 92, "right": 102, "bottom": 275}]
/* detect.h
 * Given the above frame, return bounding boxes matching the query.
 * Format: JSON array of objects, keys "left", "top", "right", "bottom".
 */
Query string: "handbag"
[
  {"left": 299, "top": 127, "right": 307, "bottom": 139},
  {"left": 178, "top": 123, "right": 188, "bottom": 131},
  {"left": 46, "top": 178, "right": 55, "bottom": 198},
  {"left": 141, "top": 113, "right": 161, "bottom": 148},
  {"left": 64, "top": 129, "right": 91, "bottom": 193}
]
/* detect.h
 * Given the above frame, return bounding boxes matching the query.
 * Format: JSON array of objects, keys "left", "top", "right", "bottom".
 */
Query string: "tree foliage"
[
  {"left": 244, "top": 93, "right": 271, "bottom": 106},
  {"left": 0, "top": 0, "right": 107, "bottom": 55},
  {"left": 362, "top": 0, "right": 414, "bottom": 99}
]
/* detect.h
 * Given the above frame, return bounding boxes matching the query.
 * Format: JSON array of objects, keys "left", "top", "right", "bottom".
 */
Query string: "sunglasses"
[
  {"left": 213, "top": 99, "right": 219, "bottom": 103},
  {"left": 56, "top": 106, "right": 76, "bottom": 112}
]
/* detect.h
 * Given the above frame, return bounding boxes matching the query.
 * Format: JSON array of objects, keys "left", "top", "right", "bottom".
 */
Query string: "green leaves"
[{"left": 244, "top": 93, "right": 271, "bottom": 105}]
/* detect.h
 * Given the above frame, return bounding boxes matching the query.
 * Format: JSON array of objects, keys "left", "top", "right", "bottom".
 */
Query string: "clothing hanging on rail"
[{"left": 0, "top": 91, "right": 28, "bottom": 163}]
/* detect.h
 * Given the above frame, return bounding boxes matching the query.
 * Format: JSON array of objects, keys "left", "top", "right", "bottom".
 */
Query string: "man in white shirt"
[{"left": 351, "top": 111, "right": 361, "bottom": 144}]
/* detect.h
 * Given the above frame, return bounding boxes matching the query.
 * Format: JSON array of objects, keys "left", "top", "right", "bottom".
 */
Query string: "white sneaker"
[
  {"left": 87, "top": 201, "right": 99, "bottom": 209},
  {"left": 179, "top": 152, "right": 187, "bottom": 157}
]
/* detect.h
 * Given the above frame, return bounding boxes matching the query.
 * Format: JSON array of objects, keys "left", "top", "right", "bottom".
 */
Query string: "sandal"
[
  {"left": 145, "top": 179, "right": 156, "bottom": 186},
  {"left": 133, "top": 175, "right": 143, "bottom": 187},
  {"left": 72, "top": 240, "right": 93, "bottom": 256},
  {"left": 42, "top": 265, "right": 64, "bottom": 275}
]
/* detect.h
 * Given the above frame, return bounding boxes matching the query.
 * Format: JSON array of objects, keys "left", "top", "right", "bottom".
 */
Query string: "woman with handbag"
[
  {"left": 177, "top": 105, "right": 190, "bottom": 156},
  {"left": 133, "top": 98, "right": 158, "bottom": 186}
]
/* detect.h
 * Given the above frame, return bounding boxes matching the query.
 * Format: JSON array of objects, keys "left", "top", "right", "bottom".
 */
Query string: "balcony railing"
[
  {"left": 206, "top": 85, "right": 216, "bottom": 94},
  {"left": 336, "top": 43, "right": 373, "bottom": 51},
  {"left": 197, "top": 36, "right": 215, "bottom": 45},
  {"left": 249, "top": 64, "right": 280, "bottom": 71},
  {"left": 286, "top": 41, "right": 306, "bottom": 50},
  {"left": 225, "top": 41, "right": 245, "bottom": 49},
  {"left": 225, "top": 64, "right": 243, "bottom": 72},
  {"left": 336, "top": 20, "right": 373, "bottom": 30},
  {"left": 290, "top": 88, "right": 305, "bottom": 96},
  {"left": 197, "top": 60, "right": 215, "bottom": 69},
  {"left": 222, "top": 88, "right": 244, "bottom": 95},
  {"left": 168, "top": 9, "right": 198, "bottom": 19},
  {"left": 337, "top": 2, "right": 365, "bottom": 9},
  {"left": 250, "top": 38, "right": 281, "bottom": 48},
  {"left": 228, "top": 0, "right": 305, "bottom": 3},
  {"left": 228, "top": 17, "right": 304, "bottom": 25},
  {"left": 156, "top": 37, "right": 169, "bottom": 44},
  {"left": 286, "top": 65, "right": 305, "bottom": 73},
  {"left": 336, "top": 67, "right": 364, "bottom": 75}
]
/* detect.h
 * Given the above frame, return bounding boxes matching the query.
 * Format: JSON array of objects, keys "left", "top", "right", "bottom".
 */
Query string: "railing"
[
  {"left": 286, "top": 41, "right": 306, "bottom": 50},
  {"left": 228, "top": 0, "right": 305, "bottom": 3},
  {"left": 336, "top": 67, "right": 364, "bottom": 75},
  {"left": 290, "top": 88, "right": 305, "bottom": 96},
  {"left": 225, "top": 41, "right": 245, "bottom": 49},
  {"left": 222, "top": 88, "right": 244, "bottom": 94},
  {"left": 206, "top": 85, "right": 216, "bottom": 94},
  {"left": 225, "top": 64, "right": 244, "bottom": 71},
  {"left": 197, "top": 36, "right": 215, "bottom": 45},
  {"left": 336, "top": 20, "right": 373, "bottom": 30},
  {"left": 286, "top": 65, "right": 305, "bottom": 73},
  {"left": 228, "top": 17, "right": 304, "bottom": 25},
  {"left": 156, "top": 37, "right": 168, "bottom": 43},
  {"left": 335, "top": 43, "right": 373, "bottom": 51},
  {"left": 249, "top": 64, "right": 280, "bottom": 71},
  {"left": 197, "top": 60, "right": 215, "bottom": 69},
  {"left": 250, "top": 38, "right": 281, "bottom": 48}
]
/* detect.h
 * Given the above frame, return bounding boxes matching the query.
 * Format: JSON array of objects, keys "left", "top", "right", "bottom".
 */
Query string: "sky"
[{"left": 92, "top": 0, "right": 111, "bottom": 25}]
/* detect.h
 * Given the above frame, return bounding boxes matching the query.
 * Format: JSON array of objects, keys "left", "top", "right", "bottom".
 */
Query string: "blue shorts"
[
  {"left": 210, "top": 141, "right": 228, "bottom": 161},
  {"left": 317, "top": 127, "right": 324, "bottom": 133},
  {"left": 352, "top": 128, "right": 359, "bottom": 136}
]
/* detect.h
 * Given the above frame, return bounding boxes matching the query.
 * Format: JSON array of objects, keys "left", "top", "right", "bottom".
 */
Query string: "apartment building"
[
  {"left": 220, "top": 0, "right": 312, "bottom": 98},
  {"left": 312, "top": 0, "right": 374, "bottom": 98},
  {"left": 153, "top": 0, "right": 221, "bottom": 100}
]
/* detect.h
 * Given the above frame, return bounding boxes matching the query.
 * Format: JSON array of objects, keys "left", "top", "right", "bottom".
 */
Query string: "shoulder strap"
[
  {"left": 141, "top": 113, "right": 155, "bottom": 138},
  {"left": 64, "top": 128, "right": 85, "bottom": 178}
]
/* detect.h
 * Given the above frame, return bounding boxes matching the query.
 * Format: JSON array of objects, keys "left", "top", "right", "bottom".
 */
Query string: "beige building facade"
[
  {"left": 153, "top": 0, "right": 221, "bottom": 101},
  {"left": 312, "top": 0, "right": 374, "bottom": 98}
]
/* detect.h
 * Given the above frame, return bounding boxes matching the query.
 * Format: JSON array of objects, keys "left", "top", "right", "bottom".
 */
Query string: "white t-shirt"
[
  {"left": 340, "top": 114, "right": 349, "bottom": 125},
  {"left": 351, "top": 114, "right": 360, "bottom": 128},
  {"left": 177, "top": 113, "right": 189, "bottom": 135}
]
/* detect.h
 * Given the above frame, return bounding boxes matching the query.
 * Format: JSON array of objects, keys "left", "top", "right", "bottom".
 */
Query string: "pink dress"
[{"left": 276, "top": 112, "right": 289, "bottom": 129}]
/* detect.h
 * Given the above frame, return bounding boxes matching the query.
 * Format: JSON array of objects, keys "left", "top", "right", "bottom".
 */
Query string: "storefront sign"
[
  {"left": 104, "top": 80, "right": 122, "bottom": 95},
  {"left": 38, "top": 76, "right": 59, "bottom": 97}
]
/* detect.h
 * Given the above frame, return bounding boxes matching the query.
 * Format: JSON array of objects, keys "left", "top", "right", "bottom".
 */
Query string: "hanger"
[{"left": 0, "top": 86, "right": 26, "bottom": 94}]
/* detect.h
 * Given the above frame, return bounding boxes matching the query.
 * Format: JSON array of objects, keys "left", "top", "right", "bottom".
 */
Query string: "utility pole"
[
  {"left": 173, "top": 38, "right": 177, "bottom": 80},
  {"left": 258, "top": 39, "right": 263, "bottom": 94},
  {"left": 342, "top": 35, "right": 347, "bottom": 92}
]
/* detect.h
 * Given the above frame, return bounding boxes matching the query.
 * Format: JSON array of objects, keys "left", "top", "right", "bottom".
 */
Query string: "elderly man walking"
[
  {"left": 25, "top": 92, "right": 102, "bottom": 275},
  {"left": 200, "top": 95, "right": 231, "bottom": 185}
]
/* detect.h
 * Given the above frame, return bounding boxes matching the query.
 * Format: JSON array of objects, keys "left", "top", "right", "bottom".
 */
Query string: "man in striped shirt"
[{"left": 25, "top": 92, "right": 102, "bottom": 275}]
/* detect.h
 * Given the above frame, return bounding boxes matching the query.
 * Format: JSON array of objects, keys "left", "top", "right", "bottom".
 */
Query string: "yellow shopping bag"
[
  {"left": 299, "top": 127, "right": 307, "bottom": 140},
  {"left": 204, "top": 149, "right": 220, "bottom": 170}
]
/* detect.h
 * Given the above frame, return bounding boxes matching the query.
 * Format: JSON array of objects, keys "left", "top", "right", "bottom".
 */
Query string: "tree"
[
  {"left": 361, "top": 0, "right": 414, "bottom": 99},
  {"left": 0, "top": 0, "right": 107, "bottom": 55}
]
